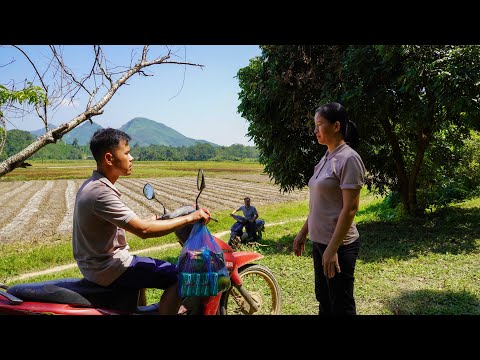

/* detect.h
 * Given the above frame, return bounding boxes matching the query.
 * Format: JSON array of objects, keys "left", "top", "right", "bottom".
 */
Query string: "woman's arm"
[
  {"left": 322, "top": 188, "right": 361, "bottom": 277},
  {"left": 293, "top": 217, "right": 309, "bottom": 256}
]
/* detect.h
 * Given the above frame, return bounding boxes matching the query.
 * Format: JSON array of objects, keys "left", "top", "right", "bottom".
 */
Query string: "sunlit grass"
[{"left": 2, "top": 187, "right": 479, "bottom": 315}]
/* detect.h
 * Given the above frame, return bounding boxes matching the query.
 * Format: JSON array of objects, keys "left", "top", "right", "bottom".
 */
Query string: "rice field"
[{"left": 0, "top": 162, "right": 308, "bottom": 244}]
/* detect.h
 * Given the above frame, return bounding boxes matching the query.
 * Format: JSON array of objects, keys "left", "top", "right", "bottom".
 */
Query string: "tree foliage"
[
  {"left": 237, "top": 45, "right": 480, "bottom": 215},
  {"left": 0, "top": 131, "right": 259, "bottom": 162},
  {"left": 131, "top": 142, "right": 258, "bottom": 161},
  {"left": 1, "top": 130, "right": 35, "bottom": 158},
  {"left": 0, "top": 84, "right": 48, "bottom": 109},
  {"left": 0, "top": 84, "right": 48, "bottom": 155},
  {"left": 237, "top": 45, "right": 347, "bottom": 192}
]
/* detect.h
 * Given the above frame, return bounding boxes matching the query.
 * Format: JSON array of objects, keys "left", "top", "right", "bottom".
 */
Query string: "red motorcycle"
[{"left": 0, "top": 169, "right": 281, "bottom": 315}]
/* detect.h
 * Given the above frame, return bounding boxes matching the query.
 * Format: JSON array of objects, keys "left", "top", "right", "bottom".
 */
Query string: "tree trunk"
[
  {"left": 406, "top": 123, "right": 431, "bottom": 216},
  {"left": 381, "top": 117, "right": 412, "bottom": 214}
]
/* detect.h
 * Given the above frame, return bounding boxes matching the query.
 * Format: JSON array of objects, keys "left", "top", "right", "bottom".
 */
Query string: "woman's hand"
[
  {"left": 322, "top": 247, "right": 341, "bottom": 278},
  {"left": 293, "top": 233, "right": 307, "bottom": 256}
]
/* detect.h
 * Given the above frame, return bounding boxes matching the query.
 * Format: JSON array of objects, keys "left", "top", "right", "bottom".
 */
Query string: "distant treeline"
[{"left": 0, "top": 129, "right": 259, "bottom": 161}]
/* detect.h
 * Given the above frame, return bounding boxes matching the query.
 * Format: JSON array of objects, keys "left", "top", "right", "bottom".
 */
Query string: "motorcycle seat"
[{"left": 8, "top": 278, "right": 140, "bottom": 312}]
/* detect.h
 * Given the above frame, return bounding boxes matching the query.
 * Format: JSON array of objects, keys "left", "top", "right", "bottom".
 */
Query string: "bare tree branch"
[
  {"left": 50, "top": 45, "right": 92, "bottom": 97},
  {"left": 95, "top": 46, "right": 113, "bottom": 87},
  {"left": 0, "top": 115, "right": 6, "bottom": 155},
  {"left": 0, "top": 58, "right": 15, "bottom": 68},
  {"left": 0, "top": 45, "right": 204, "bottom": 177},
  {"left": 12, "top": 46, "right": 48, "bottom": 129},
  {"left": 169, "top": 45, "right": 188, "bottom": 101}
]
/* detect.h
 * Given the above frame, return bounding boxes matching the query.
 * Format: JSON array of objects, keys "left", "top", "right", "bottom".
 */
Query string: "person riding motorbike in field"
[
  {"left": 231, "top": 197, "right": 259, "bottom": 240},
  {"left": 72, "top": 128, "right": 211, "bottom": 315}
]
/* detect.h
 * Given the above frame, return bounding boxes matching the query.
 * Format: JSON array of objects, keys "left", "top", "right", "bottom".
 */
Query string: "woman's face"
[{"left": 313, "top": 113, "right": 338, "bottom": 146}]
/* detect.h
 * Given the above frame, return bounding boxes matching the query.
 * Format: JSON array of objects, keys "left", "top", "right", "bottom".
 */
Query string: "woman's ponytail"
[
  {"left": 345, "top": 119, "right": 359, "bottom": 150},
  {"left": 316, "top": 102, "right": 360, "bottom": 149}
]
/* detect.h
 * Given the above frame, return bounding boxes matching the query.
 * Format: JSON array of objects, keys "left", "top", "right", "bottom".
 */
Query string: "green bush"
[{"left": 418, "top": 130, "right": 480, "bottom": 210}]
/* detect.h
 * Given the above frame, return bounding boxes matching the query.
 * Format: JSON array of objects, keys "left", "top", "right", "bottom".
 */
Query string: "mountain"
[
  {"left": 29, "top": 122, "right": 102, "bottom": 146},
  {"left": 119, "top": 117, "right": 219, "bottom": 147},
  {"left": 30, "top": 123, "right": 58, "bottom": 137},
  {"left": 29, "top": 118, "right": 219, "bottom": 147},
  {"left": 63, "top": 122, "right": 102, "bottom": 145}
]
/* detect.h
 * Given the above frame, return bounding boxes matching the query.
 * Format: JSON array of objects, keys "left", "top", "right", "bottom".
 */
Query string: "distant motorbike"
[{"left": 228, "top": 214, "right": 265, "bottom": 249}]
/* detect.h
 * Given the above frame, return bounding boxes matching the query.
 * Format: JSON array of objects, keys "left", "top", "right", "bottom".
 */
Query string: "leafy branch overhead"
[
  {"left": 0, "top": 84, "right": 48, "bottom": 154},
  {"left": 0, "top": 45, "right": 204, "bottom": 177}
]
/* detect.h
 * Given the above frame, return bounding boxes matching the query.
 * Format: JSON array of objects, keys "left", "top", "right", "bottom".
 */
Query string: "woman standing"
[{"left": 293, "top": 102, "right": 366, "bottom": 315}]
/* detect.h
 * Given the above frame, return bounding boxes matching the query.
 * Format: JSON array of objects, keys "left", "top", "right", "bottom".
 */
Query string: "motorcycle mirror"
[
  {"left": 197, "top": 168, "right": 205, "bottom": 191},
  {"left": 143, "top": 183, "right": 155, "bottom": 200},
  {"left": 143, "top": 183, "right": 167, "bottom": 215},
  {"left": 195, "top": 169, "right": 205, "bottom": 210}
]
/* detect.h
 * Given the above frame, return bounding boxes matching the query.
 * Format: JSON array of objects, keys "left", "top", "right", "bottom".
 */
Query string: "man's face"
[
  {"left": 111, "top": 140, "right": 133, "bottom": 176},
  {"left": 244, "top": 199, "right": 250, "bottom": 207}
]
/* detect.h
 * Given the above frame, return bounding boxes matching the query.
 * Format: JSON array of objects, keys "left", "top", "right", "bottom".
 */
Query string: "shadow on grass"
[
  {"left": 357, "top": 205, "right": 480, "bottom": 262},
  {"left": 248, "top": 203, "right": 480, "bottom": 263},
  {"left": 238, "top": 235, "right": 314, "bottom": 258},
  {"left": 388, "top": 289, "right": 480, "bottom": 315}
]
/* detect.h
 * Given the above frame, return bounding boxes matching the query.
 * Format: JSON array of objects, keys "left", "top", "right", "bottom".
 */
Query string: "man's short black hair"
[
  {"left": 244, "top": 197, "right": 250, "bottom": 201},
  {"left": 89, "top": 128, "right": 131, "bottom": 163}
]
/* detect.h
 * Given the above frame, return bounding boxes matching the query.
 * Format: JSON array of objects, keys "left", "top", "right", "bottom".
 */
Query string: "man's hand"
[
  {"left": 193, "top": 208, "right": 211, "bottom": 224},
  {"left": 148, "top": 214, "right": 157, "bottom": 221}
]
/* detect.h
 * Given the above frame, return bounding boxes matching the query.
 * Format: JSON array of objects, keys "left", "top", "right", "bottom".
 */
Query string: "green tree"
[
  {"left": 237, "top": 45, "right": 480, "bottom": 216},
  {"left": 186, "top": 143, "right": 216, "bottom": 161},
  {"left": 0, "top": 84, "right": 47, "bottom": 158},
  {"left": 0, "top": 129, "right": 35, "bottom": 161}
]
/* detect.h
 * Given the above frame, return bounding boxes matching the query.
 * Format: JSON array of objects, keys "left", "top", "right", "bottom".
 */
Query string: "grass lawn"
[{"left": 1, "top": 189, "right": 479, "bottom": 315}]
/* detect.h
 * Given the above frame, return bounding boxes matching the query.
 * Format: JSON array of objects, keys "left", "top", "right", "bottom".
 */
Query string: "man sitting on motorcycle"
[
  {"left": 231, "top": 197, "right": 259, "bottom": 241},
  {"left": 72, "top": 128, "right": 211, "bottom": 315}
]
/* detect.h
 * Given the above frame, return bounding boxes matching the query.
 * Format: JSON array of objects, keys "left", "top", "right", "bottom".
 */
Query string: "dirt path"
[{"left": 7, "top": 217, "right": 306, "bottom": 283}]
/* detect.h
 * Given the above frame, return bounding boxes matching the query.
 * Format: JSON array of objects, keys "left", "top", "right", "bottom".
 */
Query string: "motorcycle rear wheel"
[{"left": 220, "top": 264, "right": 281, "bottom": 315}]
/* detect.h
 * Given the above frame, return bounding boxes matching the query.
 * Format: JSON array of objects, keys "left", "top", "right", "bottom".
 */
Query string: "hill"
[
  {"left": 29, "top": 122, "right": 102, "bottom": 146},
  {"left": 63, "top": 122, "right": 102, "bottom": 145},
  {"left": 119, "top": 117, "right": 218, "bottom": 147},
  {"left": 29, "top": 123, "right": 58, "bottom": 138},
  {"left": 29, "top": 118, "right": 219, "bottom": 147}
]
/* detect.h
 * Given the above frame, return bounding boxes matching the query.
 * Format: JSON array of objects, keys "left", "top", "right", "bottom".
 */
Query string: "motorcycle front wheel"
[{"left": 220, "top": 264, "right": 281, "bottom": 315}]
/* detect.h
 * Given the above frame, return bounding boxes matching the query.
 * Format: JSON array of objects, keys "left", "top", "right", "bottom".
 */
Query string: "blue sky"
[{"left": 1, "top": 45, "right": 262, "bottom": 146}]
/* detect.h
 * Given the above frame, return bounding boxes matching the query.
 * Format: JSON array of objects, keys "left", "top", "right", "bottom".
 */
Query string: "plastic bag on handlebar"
[{"left": 177, "top": 222, "right": 229, "bottom": 297}]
